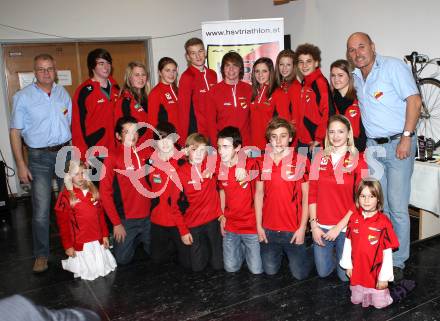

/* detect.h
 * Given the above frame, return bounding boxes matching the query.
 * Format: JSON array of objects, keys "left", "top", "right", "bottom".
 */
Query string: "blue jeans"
[
  {"left": 261, "top": 229, "right": 313, "bottom": 280},
  {"left": 366, "top": 136, "right": 416, "bottom": 269},
  {"left": 223, "top": 231, "right": 263, "bottom": 274},
  {"left": 28, "top": 148, "right": 64, "bottom": 258},
  {"left": 113, "top": 217, "right": 151, "bottom": 265},
  {"left": 313, "top": 228, "right": 348, "bottom": 281}
]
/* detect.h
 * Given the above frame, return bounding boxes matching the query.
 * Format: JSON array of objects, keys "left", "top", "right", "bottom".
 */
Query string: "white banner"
[{"left": 202, "top": 18, "right": 284, "bottom": 83}]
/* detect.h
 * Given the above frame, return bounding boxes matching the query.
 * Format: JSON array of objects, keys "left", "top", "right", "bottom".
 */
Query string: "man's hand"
[
  {"left": 346, "top": 269, "right": 352, "bottom": 278},
  {"left": 396, "top": 136, "right": 412, "bottom": 160},
  {"left": 17, "top": 164, "right": 32, "bottom": 184},
  {"left": 113, "top": 224, "right": 127, "bottom": 243},
  {"left": 181, "top": 233, "right": 193, "bottom": 245}
]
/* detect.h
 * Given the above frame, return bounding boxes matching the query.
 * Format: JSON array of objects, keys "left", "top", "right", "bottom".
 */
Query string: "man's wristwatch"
[{"left": 402, "top": 130, "right": 415, "bottom": 137}]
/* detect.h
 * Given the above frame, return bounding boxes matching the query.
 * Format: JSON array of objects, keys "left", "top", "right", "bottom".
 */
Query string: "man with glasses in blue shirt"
[
  {"left": 10, "top": 53, "right": 72, "bottom": 273},
  {"left": 346, "top": 32, "right": 422, "bottom": 281}
]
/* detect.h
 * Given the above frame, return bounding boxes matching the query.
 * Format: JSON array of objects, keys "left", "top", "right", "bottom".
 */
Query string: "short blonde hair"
[
  {"left": 185, "top": 133, "right": 208, "bottom": 148},
  {"left": 355, "top": 178, "right": 384, "bottom": 211},
  {"left": 64, "top": 160, "right": 99, "bottom": 206}
]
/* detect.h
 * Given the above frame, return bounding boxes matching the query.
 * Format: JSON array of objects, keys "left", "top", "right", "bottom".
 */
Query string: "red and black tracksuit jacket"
[
  {"left": 271, "top": 81, "right": 295, "bottom": 120},
  {"left": 72, "top": 77, "right": 119, "bottom": 160},
  {"left": 100, "top": 145, "right": 151, "bottom": 226},
  {"left": 178, "top": 66, "right": 217, "bottom": 144},
  {"left": 146, "top": 155, "right": 186, "bottom": 233},
  {"left": 147, "top": 82, "right": 179, "bottom": 131},
  {"left": 289, "top": 69, "right": 334, "bottom": 145},
  {"left": 55, "top": 187, "right": 109, "bottom": 251},
  {"left": 172, "top": 159, "right": 222, "bottom": 235},
  {"left": 114, "top": 89, "right": 150, "bottom": 145},
  {"left": 206, "top": 80, "right": 252, "bottom": 146},
  {"left": 250, "top": 84, "right": 275, "bottom": 151},
  {"left": 333, "top": 91, "right": 367, "bottom": 152}
]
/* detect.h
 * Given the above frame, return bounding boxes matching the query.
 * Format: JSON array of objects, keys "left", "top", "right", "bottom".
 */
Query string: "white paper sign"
[
  {"left": 57, "top": 70, "right": 72, "bottom": 86},
  {"left": 18, "top": 70, "right": 72, "bottom": 89},
  {"left": 18, "top": 72, "right": 35, "bottom": 89}
]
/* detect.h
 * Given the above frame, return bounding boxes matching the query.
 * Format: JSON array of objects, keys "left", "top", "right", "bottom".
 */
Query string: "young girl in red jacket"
[
  {"left": 55, "top": 160, "right": 116, "bottom": 280},
  {"left": 308, "top": 114, "right": 368, "bottom": 281},
  {"left": 148, "top": 57, "right": 179, "bottom": 131},
  {"left": 340, "top": 178, "right": 399, "bottom": 309},
  {"left": 114, "top": 61, "right": 151, "bottom": 146},
  {"left": 330, "top": 59, "right": 366, "bottom": 152},
  {"left": 250, "top": 57, "right": 277, "bottom": 152},
  {"left": 272, "top": 49, "right": 296, "bottom": 120}
]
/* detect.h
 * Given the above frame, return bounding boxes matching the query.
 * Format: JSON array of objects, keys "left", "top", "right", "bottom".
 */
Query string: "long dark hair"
[
  {"left": 330, "top": 59, "right": 357, "bottom": 101},
  {"left": 251, "top": 57, "right": 276, "bottom": 101},
  {"left": 158, "top": 57, "right": 178, "bottom": 94}
]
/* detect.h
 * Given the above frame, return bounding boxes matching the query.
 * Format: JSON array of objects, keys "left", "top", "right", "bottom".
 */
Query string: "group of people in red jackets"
[{"left": 54, "top": 38, "right": 401, "bottom": 309}]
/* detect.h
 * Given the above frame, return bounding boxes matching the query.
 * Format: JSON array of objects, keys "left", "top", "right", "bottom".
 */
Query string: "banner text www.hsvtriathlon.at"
[{"left": 204, "top": 27, "right": 281, "bottom": 37}]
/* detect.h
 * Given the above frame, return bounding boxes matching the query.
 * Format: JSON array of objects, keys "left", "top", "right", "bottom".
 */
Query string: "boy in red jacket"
[
  {"left": 178, "top": 38, "right": 217, "bottom": 144},
  {"left": 173, "top": 133, "right": 223, "bottom": 272},
  {"left": 100, "top": 116, "right": 151, "bottom": 265},
  {"left": 289, "top": 44, "right": 334, "bottom": 155},
  {"left": 72, "top": 48, "right": 119, "bottom": 165}
]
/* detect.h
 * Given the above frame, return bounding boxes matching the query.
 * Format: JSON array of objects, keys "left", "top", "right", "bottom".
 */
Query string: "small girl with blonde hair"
[
  {"left": 340, "top": 178, "right": 399, "bottom": 308},
  {"left": 55, "top": 160, "right": 116, "bottom": 280}
]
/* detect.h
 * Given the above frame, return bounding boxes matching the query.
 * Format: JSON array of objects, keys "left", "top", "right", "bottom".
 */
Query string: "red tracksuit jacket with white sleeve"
[{"left": 55, "top": 187, "right": 109, "bottom": 251}]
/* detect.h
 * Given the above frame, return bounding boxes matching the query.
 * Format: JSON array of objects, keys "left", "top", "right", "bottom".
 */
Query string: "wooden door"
[
  {"left": 3, "top": 43, "right": 80, "bottom": 111},
  {"left": 77, "top": 41, "right": 148, "bottom": 86},
  {"left": 3, "top": 40, "right": 149, "bottom": 112}
]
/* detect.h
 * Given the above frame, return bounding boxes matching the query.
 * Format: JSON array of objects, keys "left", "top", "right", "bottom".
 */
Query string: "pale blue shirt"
[
  {"left": 353, "top": 54, "right": 419, "bottom": 138},
  {"left": 10, "top": 82, "right": 72, "bottom": 148}
]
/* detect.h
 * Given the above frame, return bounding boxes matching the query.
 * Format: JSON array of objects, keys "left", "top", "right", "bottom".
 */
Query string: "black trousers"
[
  {"left": 150, "top": 223, "right": 191, "bottom": 269},
  {"left": 188, "top": 218, "right": 223, "bottom": 272}
]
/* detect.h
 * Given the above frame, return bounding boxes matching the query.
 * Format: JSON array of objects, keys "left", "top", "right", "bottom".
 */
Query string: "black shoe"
[
  {"left": 390, "top": 279, "right": 416, "bottom": 303},
  {"left": 393, "top": 266, "right": 404, "bottom": 282}
]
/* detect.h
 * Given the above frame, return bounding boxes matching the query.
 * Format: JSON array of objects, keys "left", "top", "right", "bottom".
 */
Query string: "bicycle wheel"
[{"left": 417, "top": 78, "right": 440, "bottom": 148}]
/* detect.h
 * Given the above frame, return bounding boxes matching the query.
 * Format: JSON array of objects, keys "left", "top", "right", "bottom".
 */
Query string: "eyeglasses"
[{"left": 36, "top": 67, "right": 55, "bottom": 74}]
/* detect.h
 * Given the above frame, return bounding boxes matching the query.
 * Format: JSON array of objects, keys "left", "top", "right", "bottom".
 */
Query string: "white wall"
[
  {"left": 0, "top": 0, "right": 229, "bottom": 195},
  {"left": 229, "top": 0, "right": 440, "bottom": 78}
]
